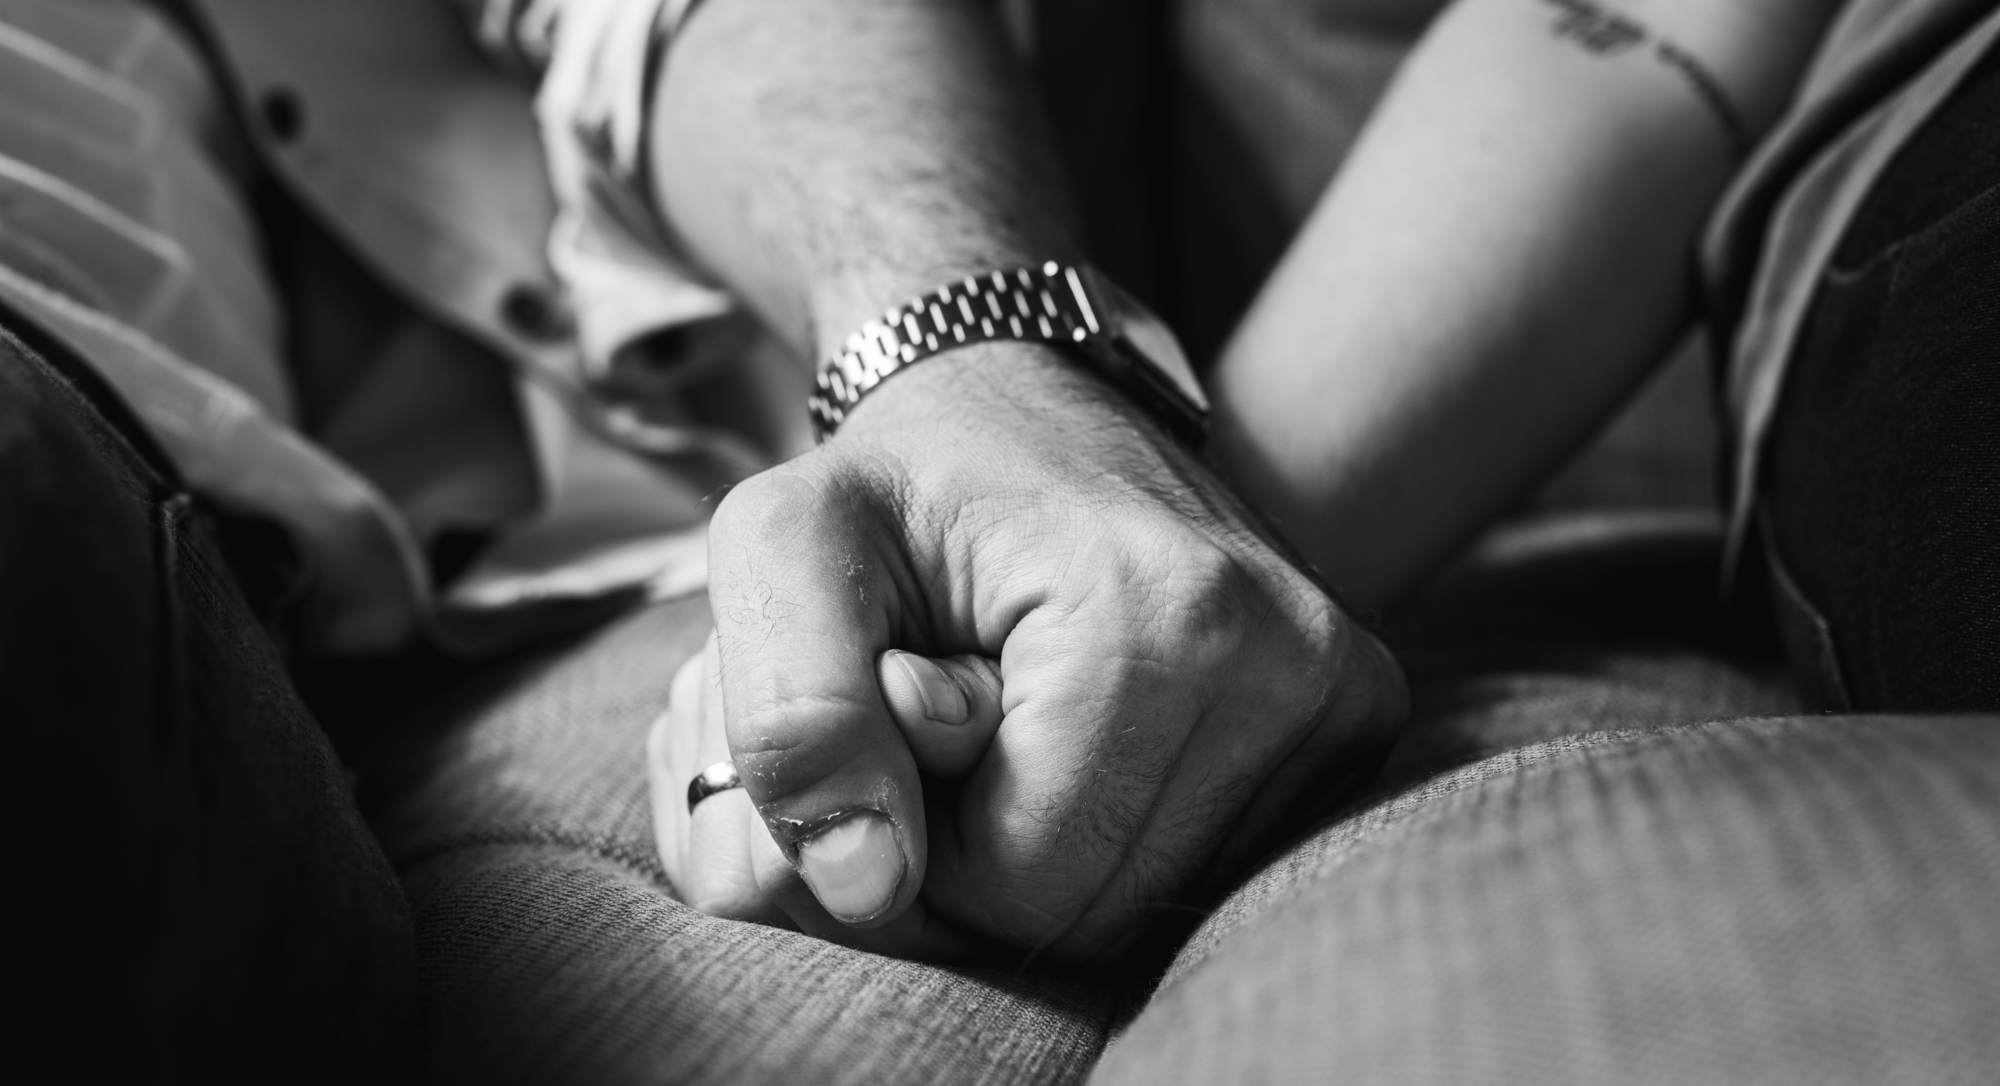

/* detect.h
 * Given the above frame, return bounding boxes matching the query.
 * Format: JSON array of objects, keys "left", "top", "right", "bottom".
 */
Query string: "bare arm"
[
  {"left": 650, "top": 0, "right": 1075, "bottom": 361},
  {"left": 1212, "top": 0, "right": 1843, "bottom": 611}
]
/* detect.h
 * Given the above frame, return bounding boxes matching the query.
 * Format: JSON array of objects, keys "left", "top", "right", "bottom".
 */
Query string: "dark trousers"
[
  {"left": 1767, "top": 43, "right": 2000, "bottom": 712},
  {"left": 3, "top": 316, "right": 416, "bottom": 1083}
]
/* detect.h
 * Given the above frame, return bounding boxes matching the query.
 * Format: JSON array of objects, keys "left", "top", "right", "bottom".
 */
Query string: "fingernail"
[
  {"left": 798, "top": 811, "right": 905, "bottom": 923},
  {"left": 890, "top": 650, "right": 969, "bottom": 725}
]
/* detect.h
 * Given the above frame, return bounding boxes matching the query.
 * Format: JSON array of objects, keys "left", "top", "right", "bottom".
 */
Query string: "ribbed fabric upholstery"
[
  {"left": 346, "top": 596, "right": 1116, "bottom": 1086},
  {"left": 1096, "top": 716, "right": 2000, "bottom": 1085},
  {"left": 407, "top": 844, "right": 1110, "bottom": 1086}
]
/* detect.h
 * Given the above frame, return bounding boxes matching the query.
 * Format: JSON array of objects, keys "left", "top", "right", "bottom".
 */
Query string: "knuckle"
[
  {"left": 723, "top": 689, "right": 877, "bottom": 795},
  {"left": 710, "top": 460, "right": 839, "bottom": 548},
  {"left": 1135, "top": 538, "right": 1272, "bottom": 685},
  {"left": 1281, "top": 584, "right": 1406, "bottom": 731},
  {"left": 1290, "top": 583, "right": 1346, "bottom": 678},
  {"left": 1170, "top": 552, "right": 1350, "bottom": 729}
]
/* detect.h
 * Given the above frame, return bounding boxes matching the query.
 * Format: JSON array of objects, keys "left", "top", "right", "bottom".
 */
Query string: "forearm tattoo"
[{"left": 1539, "top": 0, "right": 1752, "bottom": 156}]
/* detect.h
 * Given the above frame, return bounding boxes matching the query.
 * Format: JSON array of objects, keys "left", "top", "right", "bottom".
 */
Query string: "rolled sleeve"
[{"left": 462, "top": 0, "right": 736, "bottom": 385}]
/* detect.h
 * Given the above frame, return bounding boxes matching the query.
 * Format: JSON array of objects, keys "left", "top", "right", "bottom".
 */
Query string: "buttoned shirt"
[{"left": 0, "top": 0, "right": 776, "bottom": 655}]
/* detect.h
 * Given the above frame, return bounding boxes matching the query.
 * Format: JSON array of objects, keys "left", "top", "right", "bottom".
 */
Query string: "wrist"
[
  {"left": 835, "top": 341, "right": 1130, "bottom": 440},
  {"left": 809, "top": 262, "right": 1209, "bottom": 445},
  {"left": 806, "top": 253, "right": 1063, "bottom": 365}
]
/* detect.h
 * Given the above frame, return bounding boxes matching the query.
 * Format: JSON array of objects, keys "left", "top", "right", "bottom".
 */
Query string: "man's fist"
[{"left": 653, "top": 343, "right": 1406, "bottom": 963}]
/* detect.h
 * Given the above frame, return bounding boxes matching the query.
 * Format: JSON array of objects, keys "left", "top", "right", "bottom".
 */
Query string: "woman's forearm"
[{"left": 1211, "top": 0, "right": 1841, "bottom": 610}]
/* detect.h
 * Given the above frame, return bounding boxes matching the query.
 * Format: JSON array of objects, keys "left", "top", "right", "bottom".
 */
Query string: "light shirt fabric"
[{"left": 0, "top": 0, "right": 758, "bottom": 655}]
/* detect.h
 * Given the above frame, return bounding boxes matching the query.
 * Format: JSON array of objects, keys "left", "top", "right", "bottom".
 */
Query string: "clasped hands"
[{"left": 648, "top": 344, "right": 1406, "bottom": 964}]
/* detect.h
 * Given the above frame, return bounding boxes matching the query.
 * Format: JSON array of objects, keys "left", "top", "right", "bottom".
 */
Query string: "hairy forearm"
[
  {"left": 1211, "top": 0, "right": 1840, "bottom": 610},
  {"left": 649, "top": 0, "right": 1079, "bottom": 362}
]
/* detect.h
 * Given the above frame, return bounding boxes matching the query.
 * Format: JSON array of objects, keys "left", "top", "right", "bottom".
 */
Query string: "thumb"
[
  {"left": 708, "top": 468, "right": 926, "bottom": 928},
  {"left": 878, "top": 649, "right": 1004, "bottom": 778}
]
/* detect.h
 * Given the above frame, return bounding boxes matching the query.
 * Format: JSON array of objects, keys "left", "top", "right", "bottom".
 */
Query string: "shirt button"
[
  {"left": 500, "top": 283, "right": 572, "bottom": 343},
  {"left": 261, "top": 87, "right": 304, "bottom": 143}
]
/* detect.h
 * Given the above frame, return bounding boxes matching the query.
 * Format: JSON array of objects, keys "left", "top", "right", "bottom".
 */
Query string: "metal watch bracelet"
[{"left": 807, "top": 261, "right": 1187, "bottom": 441}]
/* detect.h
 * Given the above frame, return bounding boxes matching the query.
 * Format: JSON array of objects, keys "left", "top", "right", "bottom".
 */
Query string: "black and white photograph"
[{"left": 8, "top": 0, "right": 1998, "bottom": 1081}]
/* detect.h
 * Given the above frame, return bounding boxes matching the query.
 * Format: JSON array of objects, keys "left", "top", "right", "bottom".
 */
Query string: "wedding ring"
[{"left": 686, "top": 761, "right": 744, "bottom": 813}]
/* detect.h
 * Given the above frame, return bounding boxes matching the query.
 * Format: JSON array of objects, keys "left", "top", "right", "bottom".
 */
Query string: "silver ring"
[{"left": 687, "top": 761, "right": 743, "bottom": 813}]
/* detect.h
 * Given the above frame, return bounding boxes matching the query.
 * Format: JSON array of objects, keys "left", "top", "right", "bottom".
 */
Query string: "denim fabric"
[
  {"left": 1096, "top": 715, "right": 2000, "bottom": 1086},
  {"left": 1, "top": 310, "right": 417, "bottom": 1082},
  {"left": 1766, "top": 44, "right": 2000, "bottom": 712},
  {"left": 1704, "top": 0, "right": 2000, "bottom": 588}
]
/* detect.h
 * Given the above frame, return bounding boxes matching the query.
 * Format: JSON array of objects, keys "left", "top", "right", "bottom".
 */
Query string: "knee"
[{"left": 1102, "top": 717, "right": 2000, "bottom": 1085}]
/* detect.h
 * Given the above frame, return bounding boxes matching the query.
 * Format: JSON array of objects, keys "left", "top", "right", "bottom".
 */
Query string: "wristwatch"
[{"left": 808, "top": 262, "right": 1209, "bottom": 445}]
